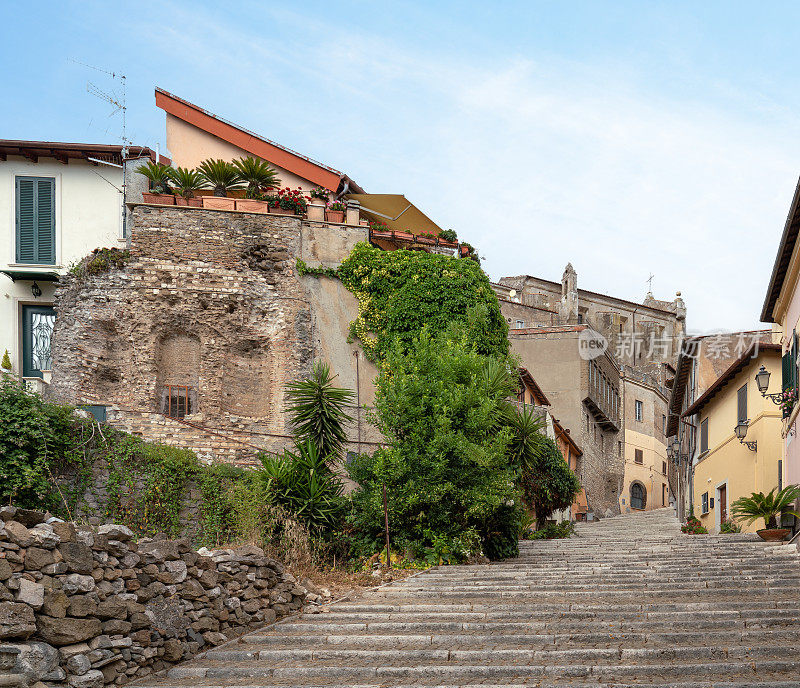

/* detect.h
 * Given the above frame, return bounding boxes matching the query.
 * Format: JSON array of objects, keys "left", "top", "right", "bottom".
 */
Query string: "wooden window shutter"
[
  {"left": 701, "top": 418, "right": 708, "bottom": 453},
  {"left": 16, "top": 177, "right": 55, "bottom": 264},
  {"left": 737, "top": 384, "right": 747, "bottom": 423}
]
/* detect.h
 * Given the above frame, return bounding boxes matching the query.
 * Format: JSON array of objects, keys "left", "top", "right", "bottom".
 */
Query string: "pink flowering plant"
[
  {"left": 310, "top": 187, "right": 330, "bottom": 200},
  {"left": 780, "top": 387, "right": 797, "bottom": 416},
  {"left": 327, "top": 199, "right": 346, "bottom": 212}
]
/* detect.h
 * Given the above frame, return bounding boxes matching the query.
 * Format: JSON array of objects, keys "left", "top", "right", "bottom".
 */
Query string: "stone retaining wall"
[{"left": 0, "top": 507, "right": 306, "bottom": 688}]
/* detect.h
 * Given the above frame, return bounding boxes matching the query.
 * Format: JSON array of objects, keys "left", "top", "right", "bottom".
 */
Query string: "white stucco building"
[{"left": 0, "top": 140, "right": 154, "bottom": 390}]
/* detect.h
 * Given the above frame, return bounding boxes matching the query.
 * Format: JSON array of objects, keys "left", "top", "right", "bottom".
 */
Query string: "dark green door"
[{"left": 22, "top": 305, "right": 56, "bottom": 378}]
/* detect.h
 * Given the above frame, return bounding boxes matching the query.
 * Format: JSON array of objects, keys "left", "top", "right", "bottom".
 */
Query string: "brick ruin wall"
[
  {"left": 48, "top": 206, "right": 380, "bottom": 465},
  {"left": 0, "top": 506, "right": 307, "bottom": 688}
]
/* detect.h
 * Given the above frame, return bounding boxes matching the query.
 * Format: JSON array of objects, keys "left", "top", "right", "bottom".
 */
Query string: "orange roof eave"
[{"left": 155, "top": 88, "right": 342, "bottom": 191}]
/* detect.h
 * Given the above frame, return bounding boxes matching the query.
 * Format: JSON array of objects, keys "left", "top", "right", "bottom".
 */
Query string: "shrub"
[
  {"left": 526, "top": 520, "right": 575, "bottom": 540},
  {"left": 336, "top": 242, "right": 508, "bottom": 362},
  {"left": 681, "top": 515, "right": 708, "bottom": 535},
  {"left": 439, "top": 228, "right": 458, "bottom": 243},
  {"left": 719, "top": 519, "right": 742, "bottom": 534},
  {"left": 347, "top": 322, "right": 519, "bottom": 561},
  {"left": 0, "top": 377, "right": 75, "bottom": 508},
  {"left": 1, "top": 350, "right": 11, "bottom": 371},
  {"left": 516, "top": 431, "right": 581, "bottom": 528},
  {"left": 255, "top": 442, "right": 345, "bottom": 534}
]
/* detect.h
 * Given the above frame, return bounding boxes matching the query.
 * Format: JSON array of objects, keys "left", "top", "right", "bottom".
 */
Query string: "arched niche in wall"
[
  {"left": 155, "top": 332, "right": 201, "bottom": 417},
  {"left": 221, "top": 338, "right": 274, "bottom": 419}
]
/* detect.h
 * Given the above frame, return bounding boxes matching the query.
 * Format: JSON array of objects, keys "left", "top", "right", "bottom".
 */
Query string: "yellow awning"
[{"left": 345, "top": 194, "right": 442, "bottom": 235}]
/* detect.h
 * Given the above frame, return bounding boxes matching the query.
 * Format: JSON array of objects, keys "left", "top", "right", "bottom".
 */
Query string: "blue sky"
[{"left": 4, "top": 1, "right": 800, "bottom": 331}]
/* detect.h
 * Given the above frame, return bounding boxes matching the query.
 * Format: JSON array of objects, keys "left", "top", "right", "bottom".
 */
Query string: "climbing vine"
[{"left": 299, "top": 242, "right": 508, "bottom": 362}]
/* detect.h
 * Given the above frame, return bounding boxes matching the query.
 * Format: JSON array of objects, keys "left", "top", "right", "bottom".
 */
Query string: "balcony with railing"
[{"left": 584, "top": 360, "right": 621, "bottom": 431}]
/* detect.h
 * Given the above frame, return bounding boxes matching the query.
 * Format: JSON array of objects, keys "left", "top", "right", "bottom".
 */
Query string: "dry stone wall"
[{"left": 0, "top": 507, "right": 305, "bottom": 688}]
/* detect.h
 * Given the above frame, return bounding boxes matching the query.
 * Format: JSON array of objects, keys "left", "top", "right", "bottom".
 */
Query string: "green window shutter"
[
  {"left": 16, "top": 178, "right": 36, "bottom": 263},
  {"left": 15, "top": 176, "right": 55, "bottom": 264},
  {"left": 783, "top": 350, "right": 793, "bottom": 391},
  {"left": 36, "top": 178, "right": 55, "bottom": 263}
]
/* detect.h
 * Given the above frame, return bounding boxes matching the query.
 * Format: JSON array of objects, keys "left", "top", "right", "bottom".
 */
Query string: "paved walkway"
[{"left": 139, "top": 507, "right": 800, "bottom": 687}]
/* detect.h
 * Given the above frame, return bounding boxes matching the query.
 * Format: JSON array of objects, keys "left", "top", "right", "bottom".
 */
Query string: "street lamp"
[
  {"left": 755, "top": 365, "right": 784, "bottom": 405},
  {"left": 734, "top": 419, "right": 757, "bottom": 451}
]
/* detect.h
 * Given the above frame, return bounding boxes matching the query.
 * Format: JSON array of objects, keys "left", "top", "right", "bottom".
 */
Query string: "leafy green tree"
[
  {"left": 517, "top": 432, "right": 581, "bottom": 528},
  {"left": 347, "top": 322, "right": 520, "bottom": 561},
  {"left": 284, "top": 361, "right": 354, "bottom": 464}
]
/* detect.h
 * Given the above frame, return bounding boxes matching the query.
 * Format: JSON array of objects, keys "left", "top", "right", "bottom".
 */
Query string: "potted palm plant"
[
  {"left": 197, "top": 158, "right": 242, "bottom": 209},
  {"left": 730, "top": 485, "right": 800, "bottom": 541},
  {"left": 167, "top": 167, "right": 206, "bottom": 206},
  {"left": 232, "top": 157, "right": 280, "bottom": 212},
  {"left": 136, "top": 161, "right": 174, "bottom": 205}
]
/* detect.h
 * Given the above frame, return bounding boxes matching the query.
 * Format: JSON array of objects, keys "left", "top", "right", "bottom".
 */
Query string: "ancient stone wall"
[
  {"left": 48, "top": 206, "right": 380, "bottom": 464},
  {"left": 0, "top": 507, "right": 306, "bottom": 688}
]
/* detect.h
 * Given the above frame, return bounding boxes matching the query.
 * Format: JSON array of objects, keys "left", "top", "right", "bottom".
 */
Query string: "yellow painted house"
[{"left": 683, "top": 342, "right": 784, "bottom": 534}]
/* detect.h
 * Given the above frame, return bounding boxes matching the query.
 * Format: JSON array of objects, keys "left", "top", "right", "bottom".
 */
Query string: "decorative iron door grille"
[{"left": 22, "top": 304, "right": 56, "bottom": 378}]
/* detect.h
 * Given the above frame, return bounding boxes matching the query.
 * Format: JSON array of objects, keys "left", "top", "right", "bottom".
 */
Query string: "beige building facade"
[
  {"left": 682, "top": 344, "right": 783, "bottom": 533},
  {"left": 619, "top": 370, "right": 670, "bottom": 513}
]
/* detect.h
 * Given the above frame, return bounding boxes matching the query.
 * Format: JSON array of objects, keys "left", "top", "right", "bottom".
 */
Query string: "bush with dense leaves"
[
  {"left": 347, "top": 322, "right": 520, "bottom": 561},
  {"left": 0, "top": 376, "right": 75, "bottom": 508},
  {"left": 518, "top": 433, "right": 581, "bottom": 528}
]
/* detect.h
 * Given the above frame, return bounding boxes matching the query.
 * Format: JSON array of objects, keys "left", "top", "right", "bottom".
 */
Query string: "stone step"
[
  {"left": 136, "top": 682, "right": 800, "bottom": 688},
  {"left": 151, "top": 658, "right": 800, "bottom": 683},
  {"left": 241, "top": 627, "right": 800, "bottom": 648},
  {"left": 328, "top": 600, "right": 800, "bottom": 613},
  {"left": 202, "top": 644, "right": 790, "bottom": 664},
  {"left": 271, "top": 616, "right": 800, "bottom": 633}
]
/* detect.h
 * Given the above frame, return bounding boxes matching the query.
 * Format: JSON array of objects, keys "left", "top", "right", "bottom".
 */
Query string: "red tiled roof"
[
  {"left": 154, "top": 88, "right": 362, "bottom": 194},
  {"left": 681, "top": 342, "right": 781, "bottom": 417}
]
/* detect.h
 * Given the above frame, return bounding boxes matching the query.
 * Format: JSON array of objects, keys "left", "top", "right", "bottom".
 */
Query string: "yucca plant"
[
  {"left": 197, "top": 158, "right": 242, "bottom": 197},
  {"left": 135, "top": 161, "right": 173, "bottom": 193},
  {"left": 167, "top": 167, "right": 206, "bottom": 198},
  {"left": 256, "top": 441, "right": 344, "bottom": 532},
  {"left": 232, "top": 157, "right": 280, "bottom": 198},
  {"left": 284, "top": 361, "right": 355, "bottom": 464},
  {"left": 731, "top": 485, "right": 800, "bottom": 529}
]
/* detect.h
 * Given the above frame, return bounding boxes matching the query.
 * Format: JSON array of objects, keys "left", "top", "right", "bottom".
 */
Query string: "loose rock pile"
[{"left": 0, "top": 507, "right": 306, "bottom": 688}]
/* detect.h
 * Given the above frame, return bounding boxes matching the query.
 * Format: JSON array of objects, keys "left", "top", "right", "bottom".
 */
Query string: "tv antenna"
[
  {"left": 71, "top": 58, "right": 128, "bottom": 159},
  {"left": 646, "top": 272, "right": 654, "bottom": 294}
]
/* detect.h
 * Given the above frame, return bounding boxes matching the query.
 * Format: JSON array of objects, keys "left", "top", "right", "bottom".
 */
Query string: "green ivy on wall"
[{"left": 299, "top": 242, "right": 509, "bottom": 362}]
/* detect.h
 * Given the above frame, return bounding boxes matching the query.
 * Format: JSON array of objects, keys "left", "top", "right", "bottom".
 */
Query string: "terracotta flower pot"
[
  {"left": 394, "top": 231, "right": 414, "bottom": 241},
  {"left": 202, "top": 196, "right": 235, "bottom": 210},
  {"left": 174, "top": 197, "right": 189, "bottom": 207},
  {"left": 235, "top": 199, "right": 269, "bottom": 213},
  {"left": 142, "top": 192, "right": 174, "bottom": 205},
  {"left": 756, "top": 528, "right": 790, "bottom": 542},
  {"left": 325, "top": 209, "right": 345, "bottom": 223},
  {"left": 270, "top": 206, "right": 294, "bottom": 216},
  {"left": 187, "top": 198, "right": 203, "bottom": 207}
]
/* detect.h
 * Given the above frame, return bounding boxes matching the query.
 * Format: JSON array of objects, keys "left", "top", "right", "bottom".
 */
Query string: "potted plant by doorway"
[
  {"left": 167, "top": 167, "right": 206, "bottom": 206},
  {"left": 197, "top": 158, "right": 242, "bottom": 209},
  {"left": 135, "top": 161, "right": 175, "bottom": 204},
  {"left": 730, "top": 485, "right": 800, "bottom": 541}
]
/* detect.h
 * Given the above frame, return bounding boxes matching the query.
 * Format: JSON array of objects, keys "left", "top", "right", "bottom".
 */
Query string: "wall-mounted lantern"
[{"left": 734, "top": 419, "right": 757, "bottom": 451}]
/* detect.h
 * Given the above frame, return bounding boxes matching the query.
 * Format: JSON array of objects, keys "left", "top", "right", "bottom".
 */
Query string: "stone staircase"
[{"left": 137, "top": 507, "right": 800, "bottom": 687}]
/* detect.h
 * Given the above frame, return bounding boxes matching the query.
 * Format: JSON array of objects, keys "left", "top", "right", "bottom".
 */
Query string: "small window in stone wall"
[
  {"left": 634, "top": 448, "right": 643, "bottom": 464},
  {"left": 163, "top": 385, "right": 192, "bottom": 418}
]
